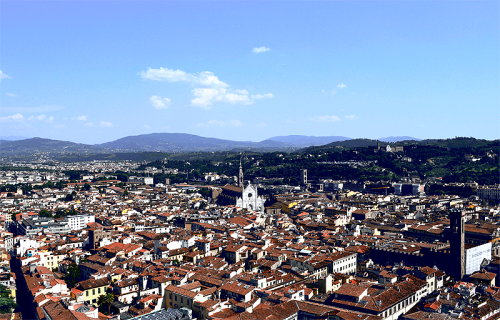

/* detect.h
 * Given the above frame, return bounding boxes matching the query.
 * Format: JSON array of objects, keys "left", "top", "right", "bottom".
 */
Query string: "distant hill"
[
  {"left": 268, "top": 135, "right": 351, "bottom": 147},
  {"left": 324, "top": 138, "right": 378, "bottom": 148},
  {"left": 378, "top": 136, "right": 421, "bottom": 142},
  {"left": 0, "top": 137, "right": 105, "bottom": 155},
  {"left": 97, "top": 133, "right": 292, "bottom": 152},
  {"left": 302, "top": 138, "right": 378, "bottom": 152},
  {"left": 416, "top": 137, "right": 497, "bottom": 149},
  {"left": 1, "top": 134, "right": 496, "bottom": 160}
]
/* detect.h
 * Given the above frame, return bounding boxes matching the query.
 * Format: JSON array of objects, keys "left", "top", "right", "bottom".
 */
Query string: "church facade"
[{"left": 236, "top": 182, "right": 265, "bottom": 212}]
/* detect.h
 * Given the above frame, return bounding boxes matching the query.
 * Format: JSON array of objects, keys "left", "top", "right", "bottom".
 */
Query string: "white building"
[
  {"left": 65, "top": 214, "right": 95, "bottom": 230},
  {"left": 466, "top": 242, "right": 492, "bottom": 275},
  {"left": 128, "top": 176, "right": 154, "bottom": 185},
  {"left": 236, "top": 182, "right": 265, "bottom": 212},
  {"left": 394, "top": 183, "right": 425, "bottom": 196},
  {"left": 16, "top": 237, "right": 39, "bottom": 256}
]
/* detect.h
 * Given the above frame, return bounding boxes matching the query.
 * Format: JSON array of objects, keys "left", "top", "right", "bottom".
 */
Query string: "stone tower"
[
  {"left": 238, "top": 158, "right": 244, "bottom": 188},
  {"left": 449, "top": 209, "right": 465, "bottom": 280},
  {"left": 300, "top": 169, "right": 308, "bottom": 185}
]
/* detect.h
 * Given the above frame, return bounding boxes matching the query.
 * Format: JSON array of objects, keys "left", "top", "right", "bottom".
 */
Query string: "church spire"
[{"left": 238, "top": 158, "right": 244, "bottom": 188}]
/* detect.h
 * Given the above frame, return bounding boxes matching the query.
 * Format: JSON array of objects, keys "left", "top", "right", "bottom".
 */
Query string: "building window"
[
  {"left": 92, "top": 289, "right": 95, "bottom": 295},
  {"left": 86, "top": 291, "right": 89, "bottom": 296}
]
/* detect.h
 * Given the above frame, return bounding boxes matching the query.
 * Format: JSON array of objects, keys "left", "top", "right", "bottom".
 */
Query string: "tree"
[
  {"left": 83, "top": 183, "right": 91, "bottom": 191},
  {"left": 39, "top": 209, "right": 52, "bottom": 218},
  {"left": 289, "top": 177, "right": 300, "bottom": 186},
  {"left": 0, "top": 284, "right": 17, "bottom": 314},
  {"left": 116, "top": 173, "right": 128, "bottom": 182},
  {"left": 98, "top": 293, "right": 114, "bottom": 314},
  {"left": 191, "top": 170, "right": 202, "bottom": 180},
  {"left": 65, "top": 263, "right": 81, "bottom": 288}
]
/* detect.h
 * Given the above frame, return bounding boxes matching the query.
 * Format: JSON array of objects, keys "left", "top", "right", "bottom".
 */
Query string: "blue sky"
[{"left": 1, "top": 1, "right": 498, "bottom": 144}]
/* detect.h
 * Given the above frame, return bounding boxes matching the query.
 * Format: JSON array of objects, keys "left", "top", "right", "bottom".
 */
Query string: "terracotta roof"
[
  {"left": 165, "top": 284, "right": 198, "bottom": 299},
  {"left": 77, "top": 278, "right": 110, "bottom": 290}
]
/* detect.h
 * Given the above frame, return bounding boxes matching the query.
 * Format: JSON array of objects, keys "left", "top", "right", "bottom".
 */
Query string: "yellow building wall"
[
  {"left": 83, "top": 285, "right": 109, "bottom": 306},
  {"left": 281, "top": 201, "right": 298, "bottom": 214},
  {"left": 44, "top": 254, "right": 66, "bottom": 269}
]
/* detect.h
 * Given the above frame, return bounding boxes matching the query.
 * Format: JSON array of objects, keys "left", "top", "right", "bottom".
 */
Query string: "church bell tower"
[
  {"left": 449, "top": 209, "right": 465, "bottom": 281},
  {"left": 238, "top": 158, "right": 244, "bottom": 188}
]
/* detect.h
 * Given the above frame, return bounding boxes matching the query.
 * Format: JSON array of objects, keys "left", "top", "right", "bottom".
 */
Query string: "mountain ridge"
[
  {"left": 1, "top": 134, "right": 495, "bottom": 157},
  {"left": 0, "top": 137, "right": 106, "bottom": 154},
  {"left": 97, "top": 133, "right": 293, "bottom": 152},
  {"left": 268, "top": 135, "right": 351, "bottom": 147}
]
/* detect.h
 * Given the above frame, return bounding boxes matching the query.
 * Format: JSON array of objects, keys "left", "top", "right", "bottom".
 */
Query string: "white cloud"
[
  {"left": 331, "top": 90, "right": 337, "bottom": 94},
  {"left": 251, "top": 93, "right": 274, "bottom": 100},
  {"left": 224, "top": 90, "right": 252, "bottom": 104},
  {"left": 150, "top": 95, "right": 171, "bottom": 109},
  {"left": 6, "top": 93, "right": 17, "bottom": 98},
  {"left": 28, "top": 114, "right": 54, "bottom": 122},
  {"left": 191, "top": 88, "right": 220, "bottom": 108},
  {"left": 345, "top": 115, "right": 357, "bottom": 120},
  {"left": 0, "top": 113, "right": 23, "bottom": 122},
  {"left": 140, "top": 67, "right": 228, "bottom": 88},
  {"left": 140, "top": 67, "right": 189, "bottom": 82},
  {"left": 83, "top": 121, "right": 113, "bottom": 127},
  {"left": 99, "top": 121, "right": 113, "bottom": 127},
  {"left": 257, "top": 122, "right": 267, "bottom": 128},
  {"left": 337, "top": 83, "right": 346, "bottom": 89},
  {"left": 196, "top": 71, "right": 229, "bottom": 87},
  {"left": 141, "top": 66, "right": 273, "bottom": 108},
  {"left": 197, "top": 119, "right": 243, "bottom": 127},
  {"left": 310, "top": 115, "right": 341, "bottom": 122},
  {"left": 191, "top": 88, "right": 252, "bottom": 109},
  {"left": 73, "top": 115, "right": 88, "bottom": 121},
  {"left": 253, "top": 46, "right": 271, "bottom": 53},
  {"left": 0, "top": 70, "right": 11, "bottom": 82},
  {"left": 144, "top": 124, "right": 150, "bottom": 128}
]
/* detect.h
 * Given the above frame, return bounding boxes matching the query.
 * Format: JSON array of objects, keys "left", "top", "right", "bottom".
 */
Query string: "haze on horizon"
[{"left": 0, "top": 1, "right": 498, "bottom": 145}]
